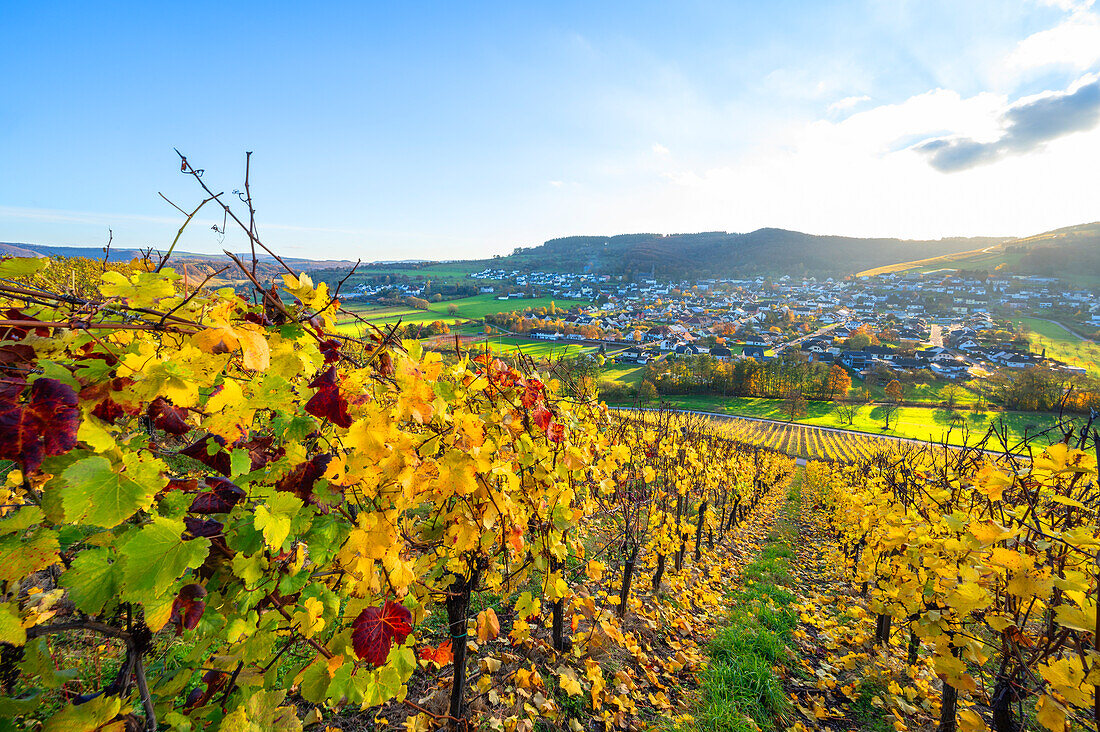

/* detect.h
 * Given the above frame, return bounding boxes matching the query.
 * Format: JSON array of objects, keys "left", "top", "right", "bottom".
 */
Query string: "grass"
[
  {"left": 337, "top": 293, "right": 590, "bottom": 330},
  {"left": 855, "top": 244, "right": 1011, "bottom": 278},
  {"left": 600, "top": 364, "right": 647, "bottom": 387},
  {"left": 849, "top": 679, "right": 893, "bottom": 732},
  {"left": 346, "top": 263, "right": 482, "bottom": 282},
  {"left": 685, "top": 476, "right": 803, "bottom": 732},
  {"left": 1012, "top": 316, "right": 1100, "bottom": 376},
  {"left": 611, "top": 393, "right": 1073, "bottom": 448},
  {"left": 466, "top": 335, "right": 602, "bottom": 359}
]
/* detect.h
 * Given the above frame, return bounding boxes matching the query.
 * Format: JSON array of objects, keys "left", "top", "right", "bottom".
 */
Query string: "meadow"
[
  {"left": 604, "top": 392, "right": 1070, "bottom": 448},
  {"left": 1012, "top": 315, "right": 1100, "bottom": 375},
  {"left": 458, "top": 334, "right": 610, "bottom": 359},
  {"left": 335, "top": 293, "right": 590, "bottom": 332}
]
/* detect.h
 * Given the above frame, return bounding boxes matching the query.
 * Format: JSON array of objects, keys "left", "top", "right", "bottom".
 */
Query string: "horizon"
[{"left": 3, "top": 1, "right": 1100, "bottom": 260}]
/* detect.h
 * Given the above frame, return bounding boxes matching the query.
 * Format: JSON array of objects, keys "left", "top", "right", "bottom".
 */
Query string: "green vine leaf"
[
  {"left": 61, "top": 453, "right": 163, "bottom": 528},
  {"left": 120, "top": 517, "right": 209, "bottom": 603}
]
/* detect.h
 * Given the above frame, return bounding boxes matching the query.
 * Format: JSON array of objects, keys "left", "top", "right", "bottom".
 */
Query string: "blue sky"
[{"left": 2, "top": 0, "right": 1100, "bottom": 260}]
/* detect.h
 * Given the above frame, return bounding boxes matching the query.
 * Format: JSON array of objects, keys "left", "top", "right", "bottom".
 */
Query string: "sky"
[{"left": 2, "top": 0, "right": 1100, "bottom": 261}]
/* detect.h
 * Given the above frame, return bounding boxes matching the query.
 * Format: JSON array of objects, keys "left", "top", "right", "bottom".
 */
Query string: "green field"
[
  {"left": 1012, "top": 316, "right": 1100, "bottom": 376},
  {"left": 602, "top": 392, "right": 1070, "bottom": 448},
  {"left": 599, "top": 364, "right": 647, "bottom": 388},
  {"left": 467, "top": 335, "right": 604, "bottom": 359},
  {"left": 349, "top": 263, "right": 481, "bottom": 282},
  {"left": 856, "top": 378, "right": 981, "bottom": 405},
  {"left": 337, "top": 294, "right": 590, "bottom": 331}
]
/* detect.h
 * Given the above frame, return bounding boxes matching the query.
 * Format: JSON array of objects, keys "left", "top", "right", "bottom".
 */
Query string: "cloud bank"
[{"left": 915, "top": 75, "right": 1100, "bottom": 172}]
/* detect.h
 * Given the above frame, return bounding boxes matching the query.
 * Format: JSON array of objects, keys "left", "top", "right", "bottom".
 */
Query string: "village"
[{"left": 426, "top": 267, "right": 1094, "bottom": 383}]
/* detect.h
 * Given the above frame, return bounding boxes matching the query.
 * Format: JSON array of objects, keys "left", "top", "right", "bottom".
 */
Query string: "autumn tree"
[
  {"left": 824, "top": 364, "right": 852, "bottom": 400},
  {"left": 881, "top": 379, "right": 903, "bottom": 430},
  {"left": 884, "top": 379, "right": 903, "bottom": 403}
]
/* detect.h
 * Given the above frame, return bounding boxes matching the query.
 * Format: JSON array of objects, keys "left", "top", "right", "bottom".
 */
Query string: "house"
[
  {"left": 531, "top": 330, "right": 560, "bottom": 341},
  {"left": 742, "top": 346, "right": 767, "bottom": 360},
  {"left": 838, "top": 351, "right": 869, "bottom": 369},
  {"left": 1002, "top": 353, "right": 1034, "bottom": 369},
  {"left": 710, "top": 346, "right": 733, "bottom": 360},
  {"left": 616, "top": 349, "right": 650, "bottom": 365}
]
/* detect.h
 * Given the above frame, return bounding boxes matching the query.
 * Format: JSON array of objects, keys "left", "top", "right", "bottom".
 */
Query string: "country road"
[{"left": 773, "top": 321, "right": 842, "bottom": 354}]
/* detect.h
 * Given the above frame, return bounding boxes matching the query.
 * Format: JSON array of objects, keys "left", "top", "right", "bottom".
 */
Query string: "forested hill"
[
  {"left": 477, "top": 229, "right": 1008, "bottom": 278},
  {"left": 1005, "top": 222, "right": 1100, "bottom": 278}
]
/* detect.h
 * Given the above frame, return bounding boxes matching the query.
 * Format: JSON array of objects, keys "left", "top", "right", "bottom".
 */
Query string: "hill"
[
  {"left": 473, "top": 229, "right": 1007, "bottom": 278},
  {"left": 855, "top": 221, "right": 1100, "bottom": 284},
  {"left": 0, "top": 242, "right": 361, "bottom": 284}
]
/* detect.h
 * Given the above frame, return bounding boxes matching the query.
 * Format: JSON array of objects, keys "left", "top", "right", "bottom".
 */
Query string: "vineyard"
[
  {"left": 0, "top": 215, "right": 797, "bottom": 732},
  {"left": 637, "top": 413, "right": 904, "bottom": 464},
  {"left": 793, "top": 434, "right": 1100, "bottom": 732},
  {"left": 0, "top": 160, "right": 1096, "bottom": 732}
]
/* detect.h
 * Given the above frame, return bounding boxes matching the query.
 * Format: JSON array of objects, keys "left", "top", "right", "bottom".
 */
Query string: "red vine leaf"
[
  {"left": 351, "top": 600, "right": 413, "bottom": 667},
  {"left": 91, "top": 396, "right": 128, "bottom": 424},
  {"left": 187, "top": 477, "right": 246, "bottom": 515},
  {"left": 305, "top": 366, "right": 352, "bottom": 428},
  {"left": 0, "top": 378, "right": 79, "bottom": 473},
  {"left": 169, "top": 583, "right": 208, "bottom": 635},
  {"left": 147, "top": 397, "right": 190, "bottom": 435},
  {"left": 0, "top": 309, "right": 50, "bottom": 341},
  {"left": 275, "top": 453, "right": 332, "bottom": 503},
  {"left": 179, "top": 434, "right": 231, "bottom": 475},
  {"left": 547, "top": 422, "right": 566, "bottom": 444},
  {"left": 520, "top": 379, "right": 545, "bottom": 408},
  {"left": 531, "top": 405, "right": 552, "bottom": 432},
  {"left": 318, "top": 338, "right": 342, "bottom": 364}
]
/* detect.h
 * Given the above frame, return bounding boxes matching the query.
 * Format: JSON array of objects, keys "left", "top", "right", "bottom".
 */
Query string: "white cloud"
[
  {"left": 915, "top": 73, "right": 1100, "bottom": 171},
  {"left": 548, "top": 180, "right": 564, "bottom": 187},
  {"left": 538, "top": 81, "right": 1100, "bottom": 243},
  {"left": 1006, "top": 9, "right": 1100, "bottom": 71},
  {"left": 651, "top": 143, "right": 671, "bottom": 155},
  {"left": 827, "top": 95, "right": 871, "bottom": 114}
]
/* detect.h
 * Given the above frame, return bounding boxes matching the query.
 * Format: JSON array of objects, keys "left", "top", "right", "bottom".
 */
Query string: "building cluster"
[{"left": 486, "top": 270, "right": 1098, "bottom": 379}]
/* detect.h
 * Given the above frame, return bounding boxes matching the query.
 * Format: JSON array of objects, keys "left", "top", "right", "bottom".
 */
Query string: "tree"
[
  {"left": 885, "top": 379, "right": 903, "bottom": 404},
  {"left": 448, "top": 303, "right": 459, "bottom": 315},
  {"left": 638, "top": 379, "right": 658, "bottom": 403},
  {"left": 943, "top": 382, "right": 960, "bottom": 409},
  {"left": 883, "top": 379, "right": 903, "bottom": 430},
  {"left": 835, "top": 400, "right": 857, "bottom": 426},
  {"left": 783, "top": 388, "right": 807, "bottom": 422},
  {"left": 824, "top": 364, "right": 852, "bottom": 400}
]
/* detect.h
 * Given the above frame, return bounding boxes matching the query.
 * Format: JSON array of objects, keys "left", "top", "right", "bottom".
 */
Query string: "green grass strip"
[{"left": 688, "top": 480, "right": 803, "bottom": 732}]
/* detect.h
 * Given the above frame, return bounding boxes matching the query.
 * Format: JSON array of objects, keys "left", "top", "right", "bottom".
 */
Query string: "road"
[
  {"left": 772, "top": 321, "right": 843, "bottom": 355},
  {"left": 930, "top": 324, "right": 944, "bottom": 348}
]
